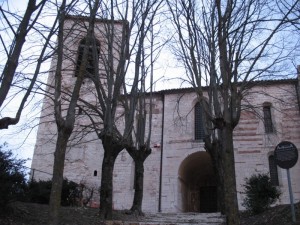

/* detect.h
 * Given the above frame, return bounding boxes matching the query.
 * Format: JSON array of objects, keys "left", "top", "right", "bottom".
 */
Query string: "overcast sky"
[
  {"left": 2, "top": 0, "right": 298, "bottom": 173},
  {"left": 0, "top": 0, "right": 184, "bottom": 173}
]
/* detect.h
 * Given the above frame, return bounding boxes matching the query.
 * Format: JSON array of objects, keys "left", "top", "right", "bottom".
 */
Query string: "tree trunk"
[
  {"left": 221, "top": 127, "right": 240, "bottom": 225},
  {"left": 99, "top": 151, "right": 116, "bottom": 219},
  {"left": 99, "top": 136, "right": 123, "bottom": 219},
  {"left": 131, "top": 159, "right": 144, "bottom": 214},
  {"left": 205, "top": 137, "right": 225, "bottom": 214},
  {"left": 126, "top": 147, "right": 151, "bottom": 215},
  {"left": 205, "top": 125, "right": 240, "bottom": 225},
  {"left": 49, "top": 129, "right": 71, "bottom": 225}
]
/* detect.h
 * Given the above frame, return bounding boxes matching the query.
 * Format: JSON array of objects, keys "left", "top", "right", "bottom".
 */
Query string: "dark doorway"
[
  {"left": 199, "top": 186, "right": 218, "bottom": 212},
  {"left": 178, "top": 152, "right": 217, "bottom": 213}
]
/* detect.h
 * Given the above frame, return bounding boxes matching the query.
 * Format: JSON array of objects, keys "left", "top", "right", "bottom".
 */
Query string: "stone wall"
[
  {"left": 30, "top": 16, "right": 300, "bottom": 215},
  {"left": 158, "top": 82, "right": 300, "bottom": 212},
  {"left": 31, "top": 80, "right": 300, "bottom": 213}
]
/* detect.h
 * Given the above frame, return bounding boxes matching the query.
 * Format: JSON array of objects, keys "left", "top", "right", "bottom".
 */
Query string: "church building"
[{"left": 31, "top": 15, "right": 300, "bottom": 213}]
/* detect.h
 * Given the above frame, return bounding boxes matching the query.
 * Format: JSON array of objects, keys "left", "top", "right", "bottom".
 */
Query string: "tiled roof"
[
  {"left": 65, "top": 14, "right": 127, "bottom": 24},
  {"left": 157, "top": 78, "right": 298, "bottom": 95}
]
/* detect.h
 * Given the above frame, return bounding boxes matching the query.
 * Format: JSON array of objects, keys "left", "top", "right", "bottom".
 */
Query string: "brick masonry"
[
  {"left": 30, "top": 17, "right": 300, "bottom": 215},
  {"left": 31, "top": 79, "right": 300, "bottom": 213}
]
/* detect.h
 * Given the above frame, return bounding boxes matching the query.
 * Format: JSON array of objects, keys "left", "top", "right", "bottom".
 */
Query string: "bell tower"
[{"left": 31, "top": 15, "right": 128, "bottom": 183}]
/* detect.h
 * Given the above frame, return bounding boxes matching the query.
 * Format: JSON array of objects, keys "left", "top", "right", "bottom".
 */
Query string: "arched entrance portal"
[{"left": 178, "top": 152, "right": 217, "bottom": 213}]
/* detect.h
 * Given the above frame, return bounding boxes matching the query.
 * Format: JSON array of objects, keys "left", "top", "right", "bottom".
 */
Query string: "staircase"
[
  {"left": 141, "top": 212, "right": 225, "bottom": 225},
  {"left": 106, "top": 212, "right": 226, "bottom": 225}
]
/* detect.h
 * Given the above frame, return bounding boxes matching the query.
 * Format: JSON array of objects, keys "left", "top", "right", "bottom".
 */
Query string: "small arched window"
[
  {"left": 195, "top": 102, "right": 205, "bottom": 141},
  {"left": 263, "top": 103, "right": 274, "bottom": 133},
  {"left": 268, "top": 155, "right": 279, "bottom": 186},
  {"left": 93, "top": 170, "right": 97, "bottom": 176},
  {"left": 75, "top": 37, "right": 100, "bottom": 78}
]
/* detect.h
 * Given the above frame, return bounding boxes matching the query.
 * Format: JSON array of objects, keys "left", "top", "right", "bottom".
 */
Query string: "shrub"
[
  {"left": 27, "top": 180, "right": 52, "bottom": 204},
  {"left": 242, "top": 173, "right": 281, "bottom": 214},
  {"left": 0, "top": 143, "right": 27, "bottom": 212},
  {"left": 27, "top": 179, "right": 78, "bottom": 206},
  {"left": 61, "top": 179, "right": 78, "bottom": 206}
]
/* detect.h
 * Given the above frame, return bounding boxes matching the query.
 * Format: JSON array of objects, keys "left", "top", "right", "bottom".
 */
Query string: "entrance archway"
[{"left": 178, "top": 151, "right": 217, "bottom": 213}]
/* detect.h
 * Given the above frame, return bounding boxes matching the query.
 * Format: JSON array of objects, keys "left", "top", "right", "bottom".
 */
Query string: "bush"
[
  {"left": 242, "top": 173, "right": 281, "bottom": 214},
  {"left": 61, "top": 179, "right": 79, "bottom": 206},
  {"left": 0, "top": 143, "right": 27, "bottom": 212},
  {"left": 27, "top": 179, "right": 78, "bottom": 206},
  {"left": 27, "top": 180, "right": 52, "bottom": 204},
  {"left": 0, "top": 143, "right": 79, "bottom": 209}
]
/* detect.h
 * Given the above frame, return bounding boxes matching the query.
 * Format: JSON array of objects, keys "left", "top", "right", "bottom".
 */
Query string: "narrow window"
[
  {"left": 268, "top": 155, "right": 279, "bottom": 186},
  {"left": 77, "top": 107, "right": 83, "bottom": 115},
  {"left": 93, "top": 170, "right": 97, "bottom": 176},
  {"left": 263, "top": 105, "right": 274, "bottom": 133},
  {"left": 75, "top": 37, "right": 100, "bottom": 78},
  {"left": 195, "top": 102, "right": 205, "bottom": 141}
]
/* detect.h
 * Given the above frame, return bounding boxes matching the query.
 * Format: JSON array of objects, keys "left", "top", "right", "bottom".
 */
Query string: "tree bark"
[
  {"left": 126, "top": 146, "right": 151, "bottom": 215},
  {"left": 131, "top": 160, "right": 144, "bottom": 214},
  {"left": 205, "top": 125, "right": 240, "bottom": 225},
  {"left": 99, "top": 135, "right": 123, "bottom": 219},
  {"left": 49, "top": 128, "right": 71, "bottom": 225},
  {"left": 99, "top": 152, "right": 116, "bottom": 219},
  {"left": 221, "top": 126, "right": 240, "bottom": 225},
  {"left": 205, "top": 136, "right": 225, "bottom": 213}
]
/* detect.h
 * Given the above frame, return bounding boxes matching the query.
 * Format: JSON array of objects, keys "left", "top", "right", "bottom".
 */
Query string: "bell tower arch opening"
[{"left": 178, "top": 151, "right": 217, "bottom": 213}]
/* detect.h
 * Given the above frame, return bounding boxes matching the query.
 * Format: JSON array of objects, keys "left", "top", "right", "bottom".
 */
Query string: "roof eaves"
[
  {"left": 157, "top": 78, "right": 297, "bottom": 95},
  {"left": 65, "top": 14, "right": 126, "bottom": 24}
]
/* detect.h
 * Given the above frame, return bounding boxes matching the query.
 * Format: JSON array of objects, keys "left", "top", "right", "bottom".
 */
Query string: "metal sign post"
[
  {"left": 274, "top": 141, "right": 298, "bottom": 223},
  {"left": 287, "top": 168, "right": 296, "bottom": 222}
]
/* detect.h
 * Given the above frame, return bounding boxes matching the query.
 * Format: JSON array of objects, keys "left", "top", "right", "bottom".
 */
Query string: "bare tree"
[
  {"left": 66, "top": 0, "right": 164, "bottom": 219},
  {"left": 123, "top": 7, "right": 160, "bottom": 214},
  {"left": 0, "top": 0, "right": 49, "bottom": 129},
  {"left": 124, "top": 93, "right": 153, "bottom": 215},
  {"left": 48, "top": 0, "right": 101, "bottom": 224},
  {"left": 167, "top": 0, "right": 299, "bottom": 224}
]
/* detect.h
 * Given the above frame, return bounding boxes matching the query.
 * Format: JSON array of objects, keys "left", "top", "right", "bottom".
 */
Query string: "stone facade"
[{"left": 30, "top": 16, "right": 300, "bottom": 213}]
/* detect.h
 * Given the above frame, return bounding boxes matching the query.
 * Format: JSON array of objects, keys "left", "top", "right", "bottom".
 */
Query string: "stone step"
[
  {"left": 142, "top": 212, "right": 225, "bottom": 224},
  {"left": 106, "top": 212, "right": 226, "bottom": 225}
]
